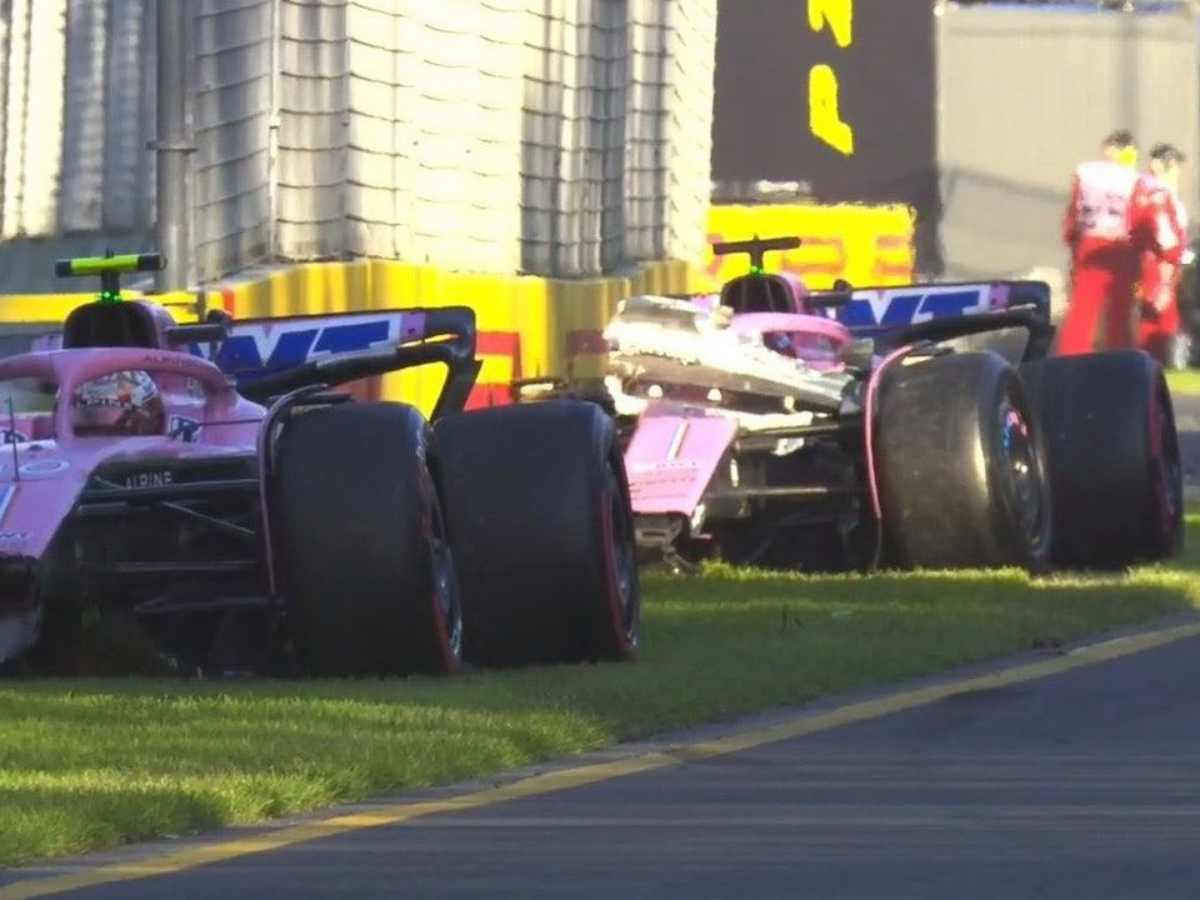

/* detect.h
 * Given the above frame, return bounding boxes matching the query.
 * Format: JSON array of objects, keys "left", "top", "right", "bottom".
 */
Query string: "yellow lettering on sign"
[
  {"left": 809, "top": 65, "right": 854, "bottom": 156},
  {"left": 808, "top": 0, "right": 853, "bottom": 48}
]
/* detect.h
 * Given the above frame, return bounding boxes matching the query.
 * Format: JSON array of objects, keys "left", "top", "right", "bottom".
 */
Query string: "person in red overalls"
[
  {"left": 1059, "top": 131, "right": 1142, "bottom": 355},
  {"left": 1133, "top": 144, "right": 1189, "bottom": 367}
]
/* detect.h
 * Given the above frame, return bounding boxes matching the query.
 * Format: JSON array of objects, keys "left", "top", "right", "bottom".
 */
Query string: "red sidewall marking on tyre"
[
  {"left": 598, "top": 489, "right": 630, "bottom": 654},
  {"left": 430, "top": 587, "right": 459, "bottom": 674},
  {"left": 419, "top": 481, "right": 460, "bottom": 675}
]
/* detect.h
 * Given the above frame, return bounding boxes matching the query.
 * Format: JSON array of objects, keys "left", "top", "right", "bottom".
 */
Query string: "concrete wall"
[
  {"left": 0, "top": 0, "right": 718, "bottom": 291},
  {"left": 937, "top": 3, "right": 1200, "bottom": 295},
  {"left": 522, "top": 0, "right": 627, "bottom": 275},
  {"left": 1, "top": 0, "right": 157, "bottom": 239},
  {"left": 343, "top": 0, "right": 528, "bottom": 272},
  {"left": 519, "top": 0, "right": 716, "bottom": 276},
  {"left": 193, "top": 0, "right": 274, "bottom": 284}
]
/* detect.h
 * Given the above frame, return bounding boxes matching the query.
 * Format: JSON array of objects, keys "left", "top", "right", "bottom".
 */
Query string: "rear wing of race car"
[
  {"left": 203, "top": 308, "right": 481, "bottom": 418},
  {"left": 807, "top": 280, "right": 1055, "bottom": 361},
  {"left": 11, "top": 253, "right": 485, "bottom": 419},
  {"left": 5, "top": 307, "right": 484, "bottom": 419}
]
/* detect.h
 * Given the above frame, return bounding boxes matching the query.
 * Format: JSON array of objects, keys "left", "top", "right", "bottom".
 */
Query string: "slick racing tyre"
[
  {"left": 273, "top": 402, "right": 463, "bottom": 676},
  {"left": 435, "top": 400, "right": 640, "bottom": 667},
  {"left": 1020, "top": 351, "right": 1182, "bottom": 569},
  {"left": 876, "top": 352, "right": 1052, "bottom": 570}
]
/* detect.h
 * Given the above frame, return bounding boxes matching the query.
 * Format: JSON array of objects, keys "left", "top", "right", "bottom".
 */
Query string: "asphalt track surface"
[
  {"left": 3, "top": 620, "right": 1200, "bottom": 900},
  {"left": 2, "top": 394, "right": 1198, "bottom": 899}
]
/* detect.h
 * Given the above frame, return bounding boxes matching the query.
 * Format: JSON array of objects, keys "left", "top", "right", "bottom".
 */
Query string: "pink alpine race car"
[
  {"left": 601, "top": 237, "right": 1181, "bottom": 573},
  {"left": 0, "top": 253, "right": 639, "bottom": 676}
]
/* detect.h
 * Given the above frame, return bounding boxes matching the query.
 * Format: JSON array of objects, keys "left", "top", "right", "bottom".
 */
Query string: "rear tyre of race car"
[
  {"left": 876, "top": 352, "right": 1052, "bottom": 570},
  {"left": 435, "top": 400, "right": 640, "bottom": 667},
  {"left": 1019, "top": 351, "right": 1182, "bottom": 569},
  {"left": 272, "top": 403, "right": 463, "bottom": 676}
]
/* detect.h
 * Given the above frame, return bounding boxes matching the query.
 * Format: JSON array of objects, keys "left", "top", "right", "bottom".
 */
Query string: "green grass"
[
  {"left": 3, "top": 529, "right": 1200, "bottom": 868},
  {"left": 1166, "top": 368, "right": 1200, "bottom": 396}
]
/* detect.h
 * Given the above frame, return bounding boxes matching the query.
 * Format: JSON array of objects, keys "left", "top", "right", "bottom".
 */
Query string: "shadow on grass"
[
  {"left": 0, "top": 782, "right": 229, "bottom": 867},
  {"left": 0, "top": 556, "right": 1195, "bottom": 867},
  {"left": 2, "top": 569, "right": 1193, "bottom": 748}
]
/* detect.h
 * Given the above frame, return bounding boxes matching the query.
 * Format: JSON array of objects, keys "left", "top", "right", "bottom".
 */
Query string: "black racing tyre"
[
  {"left": 435, "top": 400, "right": 639, "bottom": 667},
  {"left": 273, "top": 402, "right": 463, "bottom": 676},
  {"left": 1020, "top": 351, "right": 1183, "bottom": 569},
  {"left": 876, "top": 352, "right": 1052, "bottom": 570}
]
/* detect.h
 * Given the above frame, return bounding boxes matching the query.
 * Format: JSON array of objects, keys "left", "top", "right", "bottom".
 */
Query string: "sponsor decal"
[
  {"left": 168, "top": 416, "right": 203, "bottom": 443},
  {"left": 833, "top": 286, "right": 992, "bottom": 328},
  {"left": 1, "top": 430, "right": 28, "bottom": 445},
  {"left": 191, "top": 313, "right": 414, "bottom": 381},
  {"left": 124, "top": 471, "right": 175, "bottom": 489}
]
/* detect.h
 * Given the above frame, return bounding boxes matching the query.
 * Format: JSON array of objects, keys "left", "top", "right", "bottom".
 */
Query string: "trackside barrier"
[
  {"left": 0, "top": 204, "right": 915, "bottom": 416},
  {"left": 701, "top": 203, "right": 916, "bottom": 292},
  {"left": 0, "top": 291, "right": 200, "bottom": 325},
  {"left": 205, "top": 258, "right": 692, "bottom": 415}
]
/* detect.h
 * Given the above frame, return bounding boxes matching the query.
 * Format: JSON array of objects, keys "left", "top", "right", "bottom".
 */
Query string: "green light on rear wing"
[{"left": 54, "top": 253, "right": 165, "bottom": 278}]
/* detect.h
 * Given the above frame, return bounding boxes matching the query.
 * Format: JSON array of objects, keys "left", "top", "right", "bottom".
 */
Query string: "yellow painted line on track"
[{"left": 4, "top": 619, "right": 1200, "bottom": 899}]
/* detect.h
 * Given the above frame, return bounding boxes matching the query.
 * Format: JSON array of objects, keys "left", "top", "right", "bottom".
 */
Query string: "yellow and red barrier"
[
  {"left": 0, "top": 204, "right": 915, "bottom": 417},
  {"left": 699, "top": 203, "right": 916, "bottom": 292},
  {"left": 206, "top": 258, "right": 692, "bottom": 416}
]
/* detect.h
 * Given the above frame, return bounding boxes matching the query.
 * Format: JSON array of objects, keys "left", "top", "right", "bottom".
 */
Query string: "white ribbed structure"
[
  {"left": 1, "top": 0, "right": 69, "bottom": 239},
  {"left": 0, "top": 0, "right": 717, "bottom": 284},
  {"left": 192, "top": 0, "right": 275, "bottom": 283}
]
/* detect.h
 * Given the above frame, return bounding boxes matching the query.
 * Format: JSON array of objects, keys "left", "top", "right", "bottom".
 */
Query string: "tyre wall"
[
  {"left": 700, "top": 204, "right": 915, "bottom": 293},
  {"left": 0, "top": 200, "right": 915, "bottom": 415}
]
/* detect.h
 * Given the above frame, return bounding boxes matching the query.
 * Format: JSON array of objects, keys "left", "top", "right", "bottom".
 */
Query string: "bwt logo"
[
  {"left": 190, "top": 314, "right": 413, "bottom": 379},
  {"left": 834, "top": 288, "right": 992, "bottom": 328}
]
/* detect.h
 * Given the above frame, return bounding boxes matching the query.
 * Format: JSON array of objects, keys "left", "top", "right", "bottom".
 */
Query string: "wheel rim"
[
  {"left": 998, "top": 399, "right": 1047, "bottom": 552},
  {"left": 428, "top": 493, "right": 463, "bottom": 667},
  {"left": 606, "top": 452, "right": 640, "bottom": 651}
]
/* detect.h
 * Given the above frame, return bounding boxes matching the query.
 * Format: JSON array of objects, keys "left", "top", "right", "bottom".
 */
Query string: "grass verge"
[{"left": 2, "top": 522, "right": 1199, "bottom": 867}]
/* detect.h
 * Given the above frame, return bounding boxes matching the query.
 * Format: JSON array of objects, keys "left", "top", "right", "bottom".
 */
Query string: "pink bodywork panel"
[
  {"left": 620, "top": 283, "right": 852, "bottom": 517},
  {"left": 624, "top": 414, "right": 738, "bottom": 517},
  {"left": 728, "top": 312, "right": 850, "bottom": 343},
  {"left": 0, "top": 348, "right": 264, "bottom": 561},
  {"left": 775, "top": 272, "right": 811, "bottom": 309}
]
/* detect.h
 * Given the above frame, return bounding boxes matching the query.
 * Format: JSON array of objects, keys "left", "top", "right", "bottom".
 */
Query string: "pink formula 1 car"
[
  {"left": 598, "top": 237, "right": 1182, "bottom": 572},
  {"left": 0, "top": 254, "right": 639, "bottom": 676}
]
